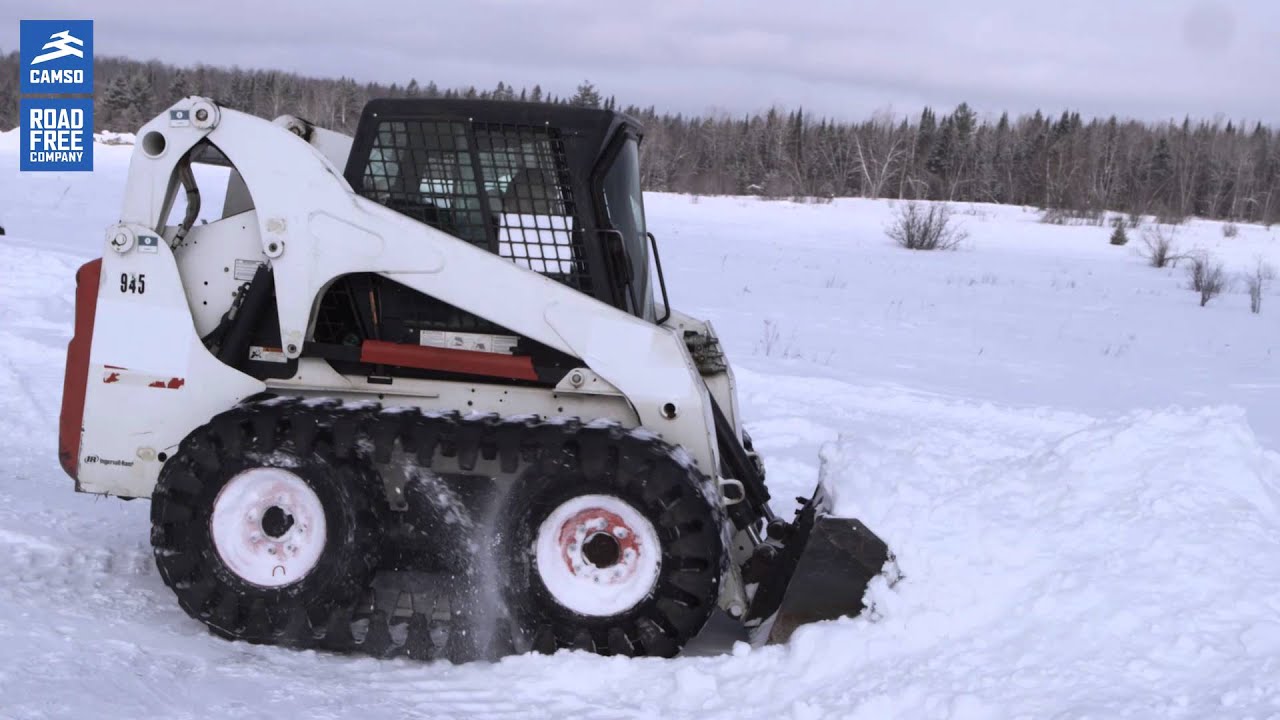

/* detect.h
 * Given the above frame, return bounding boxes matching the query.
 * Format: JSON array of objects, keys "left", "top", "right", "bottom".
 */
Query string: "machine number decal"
[{"left": 120, "top": 272, "right": 146, "bottom": 294}]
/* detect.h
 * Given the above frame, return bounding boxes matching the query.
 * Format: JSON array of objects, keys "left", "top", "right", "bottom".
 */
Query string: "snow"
[{"left": 3, "top": 132, "right": 1280, "bottom": 718}]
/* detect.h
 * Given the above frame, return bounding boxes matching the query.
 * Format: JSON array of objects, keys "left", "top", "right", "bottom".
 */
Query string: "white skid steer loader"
[{"left": 58, "top": 96, "right": 890, "bottom": 661}]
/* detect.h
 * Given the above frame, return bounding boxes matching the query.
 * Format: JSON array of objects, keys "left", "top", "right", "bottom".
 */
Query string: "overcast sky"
[{"left": 4, "top": 0, "right": 1278, "bottom": 124}]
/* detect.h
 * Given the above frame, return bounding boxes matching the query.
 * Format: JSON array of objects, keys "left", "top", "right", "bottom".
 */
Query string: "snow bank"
[
  {"left": 0, "top": 127, "right": 136, "bottom": 149},
  {"left": 96, "top": 131, "right": 136, "bottom": 145},
  {"left": 808, "top": 405, "right": 1280, "bottom": 717}
]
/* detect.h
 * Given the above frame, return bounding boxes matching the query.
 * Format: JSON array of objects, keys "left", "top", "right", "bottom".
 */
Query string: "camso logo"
[
  {"left": 19, "top": 20, "right": 93, "bottom": 95},
  {"left": 32, "top": 29, "right": 85, "bottom": 65},
  {"left": 29, "top": 30, "right": 87, "bottom": 85}
]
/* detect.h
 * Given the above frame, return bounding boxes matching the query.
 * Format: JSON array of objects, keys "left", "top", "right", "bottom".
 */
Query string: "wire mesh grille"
[
  {"left": 360, "top": 120, "right": 488, "bottom": 248},
  {"left": 357, "top": 119, "right": 591, "bottom": 292},
  {"left": 474, "top": 123, "right": 585, "bottom": 284}
]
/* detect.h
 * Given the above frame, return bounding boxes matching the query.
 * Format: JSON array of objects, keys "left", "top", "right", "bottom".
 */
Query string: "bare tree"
[
  {"left": 1245, "top": 258, "right": 1274, "bottom": 314},
  {"left": 852, "top": 111, "right": 908, "bottom": 198},
  {"left": 887, "top": 202, "right": 968, "bottom": 250}
]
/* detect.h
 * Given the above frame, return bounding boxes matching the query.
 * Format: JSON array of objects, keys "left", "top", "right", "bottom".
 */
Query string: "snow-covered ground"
[{"left": 2, "top": 131, "right": 1280, "bottom": 719}]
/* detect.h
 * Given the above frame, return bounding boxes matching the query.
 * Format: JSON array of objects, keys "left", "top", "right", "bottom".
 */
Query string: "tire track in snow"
[{"left": 0, "top": 346, "right": 53, "bottom": 425}]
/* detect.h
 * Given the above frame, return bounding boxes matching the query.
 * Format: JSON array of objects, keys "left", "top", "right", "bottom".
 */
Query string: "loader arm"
[{"left": 114, "top": 98, "right": 721, "bottom": 476}]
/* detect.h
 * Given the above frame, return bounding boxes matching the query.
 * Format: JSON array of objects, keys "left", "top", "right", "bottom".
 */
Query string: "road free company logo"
[
  {"left": 20, "top": 97, "right": 94, "bottom": 171},
  {"left": 19, "top": 20, "right": 94, "bottom": 172}
]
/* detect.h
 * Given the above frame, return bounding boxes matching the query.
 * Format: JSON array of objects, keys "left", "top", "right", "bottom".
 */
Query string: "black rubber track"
[
  {"left": 151, "top": 398, "right": 729, "bottom": 661},
  {"left": 150, "top": 398, "right": 383, "bottom": 647}
]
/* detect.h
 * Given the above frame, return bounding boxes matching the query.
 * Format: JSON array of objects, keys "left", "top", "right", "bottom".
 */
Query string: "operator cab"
[{"left": 343, "top": 99, "right": 660, "bottom": 321}]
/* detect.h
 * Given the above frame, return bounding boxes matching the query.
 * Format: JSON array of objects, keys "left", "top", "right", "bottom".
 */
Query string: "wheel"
[
  {"left": 499, "top": 425, "right": 728, "bottom": 657},
  {"left": 150, "top": 402, "right": 382, "bottom": 645}
]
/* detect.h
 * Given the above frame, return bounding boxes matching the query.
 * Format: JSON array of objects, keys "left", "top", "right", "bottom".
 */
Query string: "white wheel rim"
[
  {"left": 210, "top": 467, "right": 327, "bottom": 588},
  {"left": 534, "top": 494, "right": 661, "bottom": 617}
]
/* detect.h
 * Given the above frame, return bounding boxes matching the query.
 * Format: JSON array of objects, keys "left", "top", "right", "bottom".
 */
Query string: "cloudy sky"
[{"left": 4, "top": 0, "right": 1278, "bottom": 123}]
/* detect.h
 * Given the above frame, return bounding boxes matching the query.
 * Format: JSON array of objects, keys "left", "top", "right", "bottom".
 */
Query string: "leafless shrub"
[
  {"left": 1139, "top": 226, "right": 1183, "bottom": 268},
  {"left": 787, "top": 194, "right": 834, "bottom": 205},
  {"left": 1187, "top": 252, "right": 1228, "bottom": 306},
  {"left": 1040, "top": 207, "right": 1103, "bottom": 226},
  {"left": 824, "top": 274, "right": 847, "bottom": 289},
  {"left": 946, "top": 272, "right": 1000, "bottom": 287},
  {"left": 1245, "top": 258, "right": 1275, "bottom": 314},
  {"left": 1187, "top": 253, "right": 1210, "bottom": 291},
  {"left": 756, "top": 319, "right": 781, "bottom": 356},
  {"left": 1039, "top": 208, "right": 1068, "bottom": 225},
  {"left": 1222, "top": 222, "right": 1240, "bottom": 238},
  {"left": 1126, "top": 211, "right": 1144, "bottom": 229},
  {"left": 888, "top": 201, "right": 967, "bottom": 251},
  {"left": 754, "top": 320, "right": 800, "bottom": 358}
]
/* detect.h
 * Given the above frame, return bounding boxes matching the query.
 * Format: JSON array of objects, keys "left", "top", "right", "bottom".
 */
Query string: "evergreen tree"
[
  {"left": 1109, "top": 218, "right": 1129, "bottom": 245},
  {"left": 952, "top": 102, "right": 976, "bottom": 142},
  {"left": 101, "top": 75, "right": 134, "bottom": 128},
  {"left": 570, "top": 81, "right": 601, "bottom": 108},
  {"left": 228, "top": 72, "right": 254, "bottom": 111},
  {"left": 168, "top": 69, "right": 191, "bottom": 99},
  {"left": 127, "top": 72, "right": 154, "bottom": 118},
  {"left": 927, "top": 115, "right": 954, "bottom": 179}
]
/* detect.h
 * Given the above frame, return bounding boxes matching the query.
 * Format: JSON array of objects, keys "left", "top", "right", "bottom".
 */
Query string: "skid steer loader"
[{"left": 57, "top": 96, "right": 890, "bottom": 662}]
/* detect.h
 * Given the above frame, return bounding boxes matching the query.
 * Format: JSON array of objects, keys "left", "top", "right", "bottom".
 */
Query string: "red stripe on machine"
[{"left": 359, "top": 339, "right": 539, "bottom": 382}]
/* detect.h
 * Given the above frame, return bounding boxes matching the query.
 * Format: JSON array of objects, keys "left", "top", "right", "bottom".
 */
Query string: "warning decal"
[{"left": 420, "top": 330, "right": 518, "bottom": 355}]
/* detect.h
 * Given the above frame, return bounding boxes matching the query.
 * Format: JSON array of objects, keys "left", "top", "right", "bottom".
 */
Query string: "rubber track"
[{"left": 153, "top": 397, "right": 728, "bottom": 663}]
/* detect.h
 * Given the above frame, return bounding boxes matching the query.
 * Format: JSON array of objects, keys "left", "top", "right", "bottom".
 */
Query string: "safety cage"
[{"left": 276, "top": 100, "right": 655, "bottom": 385}]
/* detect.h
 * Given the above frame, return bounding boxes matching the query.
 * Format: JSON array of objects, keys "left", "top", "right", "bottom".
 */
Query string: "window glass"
[{"left": 601, "top": 138, "right": 653, "bottom": 319}]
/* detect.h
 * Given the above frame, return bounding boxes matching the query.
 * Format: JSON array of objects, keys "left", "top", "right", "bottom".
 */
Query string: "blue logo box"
[
  {"left": 20, "top": 20, "right": 94, "bottom": 95},
  {"left": 20, "top": 97, "right": 94, "bottom": 172}
]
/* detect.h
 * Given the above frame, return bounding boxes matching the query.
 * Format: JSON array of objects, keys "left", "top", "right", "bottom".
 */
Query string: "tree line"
[{"left": 2, "top": 51, "right": 1278, "bottom": 225}]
